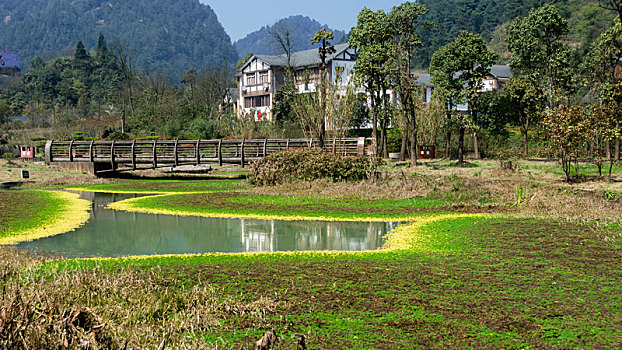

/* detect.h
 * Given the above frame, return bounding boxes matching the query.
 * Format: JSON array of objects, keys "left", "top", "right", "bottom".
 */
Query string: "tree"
[
  {"left": 507, "top": 4, "right": 572, "bottom": 108},
  {"left": 310, "top": 29, "right": 336, "bottom": 147},
  {"left": 505, "top": 76, "right": 546, "bottom": 156},
  {"left": 430, "top": 31, "right": 498, "bottom": 163},
  {"left": 600, "top": 0, "right": 622, "bottom": 22},
  {"left": 585, "top": 22, "right": 622, "bottom": 161},
  {"left": 389, "top": 1, "right": 430, "bottom": 166},
  {"left": 0, "top": 99, "right": 11, "bottom": 125},
  {"left": 181, "top": 68, "right": 198, "bottom": 100},
  {"left": 111, "top": 41, "right": 137, "bottom": 133},
  {"left": 349, "top": 8, "right": 394, "bottom": 156},
  {"left": 598, "top": 81, "right": 622, "bottom": 173},
  {"left": 585, "top": 22, "right": 622, "bottom": 86},
  {"left": 542, "top": 106, "right": 591, "bottom": 182},
  {"left": 271, "top": 23, "right": 295, "bottom": 75},
  {"left": 429, "top": 47, "right": 462, "bottom": 159}
]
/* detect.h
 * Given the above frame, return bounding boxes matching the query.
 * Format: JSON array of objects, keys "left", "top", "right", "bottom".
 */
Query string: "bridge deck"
[{"left": 45, "top": 138, "right": 370, "bottom": 173}]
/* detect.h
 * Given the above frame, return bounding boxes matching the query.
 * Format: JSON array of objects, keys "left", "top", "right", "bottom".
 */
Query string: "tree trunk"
[
  {"left": 410, "top": 119, "right": 418, "bottom": 167},
  {"left": 458, "top": 126, "right": 465, "bottom": 164},
  {"left": 606, "top": 140, "right": 611, "bottom": 160},
  {"left": 371, "top": 94, "right": 378, "bottom": 157},
  {"left": 445, "top": 131, "right": 451, "bottom": 159},
  {"left": 399, "top": 125, "right": 408, "bottom": 161},
  {"left": 473, "top": 131, "right": 480, "bottom": 159},
  {"left": 445, "top": 103, "right": 452, "bottom": 159},
  {"left": 616, "top": 138, "right": 620, "bottom": 161}
]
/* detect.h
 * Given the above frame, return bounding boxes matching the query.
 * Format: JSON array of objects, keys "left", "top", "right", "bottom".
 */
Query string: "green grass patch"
[
  {"left": 63, "top": 179, "right": 250, "bottom": 193},
  {"left": 0, "top": 190, "right": 64, "bottom": 238},
  {"left": 113, "top": 192, "right": 451, "bottom": 221}
]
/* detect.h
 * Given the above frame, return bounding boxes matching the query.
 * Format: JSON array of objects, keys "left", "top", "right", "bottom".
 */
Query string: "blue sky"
[{"left": 200, "top": 0, "right": 406, "bottom": 41}]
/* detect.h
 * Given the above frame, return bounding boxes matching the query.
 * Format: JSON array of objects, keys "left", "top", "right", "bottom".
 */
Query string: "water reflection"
[{"left": 16, "top": 192, "right": 399, "bottom": 258}]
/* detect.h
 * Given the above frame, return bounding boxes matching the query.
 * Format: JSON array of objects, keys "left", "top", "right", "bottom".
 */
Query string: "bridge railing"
[{"left": 45, "top": 138, "right": 371, "bottom": 171}]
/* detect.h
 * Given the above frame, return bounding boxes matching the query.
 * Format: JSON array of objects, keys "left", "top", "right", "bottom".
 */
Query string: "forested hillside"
[
  {"left": 0, "top": 0, "right": 237, "bottom": 78},
  {"left": 234, "top": 16, "right": 347, "bottom": 58},
  {"left": 415, "top": 0, "right": 614, "bottom": 68}
]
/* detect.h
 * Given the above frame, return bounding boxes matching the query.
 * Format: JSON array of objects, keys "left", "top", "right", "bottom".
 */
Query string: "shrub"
[{"left": 249, "top": 148, "right": 384, "bottom": 185}]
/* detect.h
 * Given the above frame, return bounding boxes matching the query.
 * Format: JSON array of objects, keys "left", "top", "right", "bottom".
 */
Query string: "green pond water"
[{"left": 16, "top": 192, "right": 400, "bottom": 258}]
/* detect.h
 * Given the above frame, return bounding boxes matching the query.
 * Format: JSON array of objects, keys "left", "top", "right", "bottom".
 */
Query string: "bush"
[{"left": 249, "top": 148, "right": 384, "bottom": 185}]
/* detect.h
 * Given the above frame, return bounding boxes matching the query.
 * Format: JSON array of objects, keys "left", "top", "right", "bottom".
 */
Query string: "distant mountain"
[
  {"left": 234, "top": 16, "right": 347, "bottom": 58},
  {"left": 0, "top": 0, "right": 237, "bottom": 78}
]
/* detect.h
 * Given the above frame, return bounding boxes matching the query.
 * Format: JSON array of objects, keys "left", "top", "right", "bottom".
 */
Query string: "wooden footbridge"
[{"left": 45, "top": 138, "right": 370, "bottom": 175}]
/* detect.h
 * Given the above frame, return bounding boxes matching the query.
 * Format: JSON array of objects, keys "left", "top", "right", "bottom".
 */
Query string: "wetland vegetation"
[{"left": 1, "top": 157, "right": 621, "bottom": 348}]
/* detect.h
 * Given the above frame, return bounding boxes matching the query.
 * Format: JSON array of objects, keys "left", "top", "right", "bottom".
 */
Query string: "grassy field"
[
  {"left": 1, "top": 159, "right": 621, "bottom": 348},
  {"left": 0, "top": 190, "right": 90, "bottom": 244}
]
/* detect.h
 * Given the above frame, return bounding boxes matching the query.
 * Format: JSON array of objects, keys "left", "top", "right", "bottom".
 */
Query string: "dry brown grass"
[{"left": 0, "top": 249, "right": 278, "bottom": 349}]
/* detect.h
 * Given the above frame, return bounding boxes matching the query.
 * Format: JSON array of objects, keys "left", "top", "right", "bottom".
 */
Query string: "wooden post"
[
  {"left": 218, "top": 140, "right": 223, "bottom": 166},
  {"left": 152, "top": 140, "right": 158, "bottom": 169},
  {"left": 286, "top": 138, "right": 290, "bottom": 149},
  {"left": 131, "top": 140, "right": 136, "bottom": 170},
  {"left": 263, "top": 139, "right": 268, "bottom": 157},
  {"left": 240, "top": 139, "right": 245, "bottom": 168},
  {"left": 110, "top": 141, "right": 116, "bottom": 170},
  {"left": 196, "top": 140, "right": 201, "bottom": 165},
  {"left": 308, "top": 137, "right": 313, "bottom": 148},
  {"left": 89, "top": 140, "right": 95, "bottom": 162},
  {"left": 68, "top": 140, "right": 74, "bottom": 162},
  {"left": 174, "top": 139, "right": 179, "bottom": 167},
  {"left": 332, "top": 138, "right": 336, "bottom": 154}
]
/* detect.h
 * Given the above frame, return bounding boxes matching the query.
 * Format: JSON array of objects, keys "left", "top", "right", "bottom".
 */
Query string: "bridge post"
[
  {"left": 263, "top": 139, "right": 267, "bottom": 157},
  {"left": 68, "top": 140, "right": 74, "bottom": 162},
  {"left": 195, "top": 140, "right": 200, "bottom": 165},
  {"left": 357, "top": 137, "right": 366, "bottom": 156},
  {"left": 218, "top": 140, "right": 222, "bottom": 166},
  {"left": 131, "top": 140, "right": 136, "bottom": 170},
  {"left": 152, "top": 140, "right": 157, "bottom": 169},
  {"left": 89, "top": 140, "right": 95, "bottom": 162},
  {"left": 110, "top": 141, "right": 116, "bottom": 171},
  {"left": 45, "top": 140, "right": 53, "bottom": 164},
  {"left": 332, "top": 138, "right": 336, "bottom": 154},
  {"left": 240, "top": 139, "right": 245, "bottom": 168},
  {"left": 174, "top": 139, "right": 179, "bottom": 167}
]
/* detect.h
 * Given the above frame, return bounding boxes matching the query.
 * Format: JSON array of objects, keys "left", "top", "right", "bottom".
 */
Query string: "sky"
[{"left": 200, "top": 0, "right": 406, "bottom": 41}]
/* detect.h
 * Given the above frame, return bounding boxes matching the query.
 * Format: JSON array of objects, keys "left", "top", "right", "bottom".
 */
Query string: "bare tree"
[
  {"left": 111, "top": 41, "right": 136, "bottom": 133},
  {"left": 271, "top": 23, "right": 295, "bottom": 76}
]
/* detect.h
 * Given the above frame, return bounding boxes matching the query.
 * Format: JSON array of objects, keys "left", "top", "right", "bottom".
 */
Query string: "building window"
[
  {"left": 246, "top": 73, "right": 256, "bottom": 85},
  {"left": 258, "top": 71, "right": 269, "bottom": 84},
  {"left": 245, "top": 95, "right": 270, "bottom": 108}
]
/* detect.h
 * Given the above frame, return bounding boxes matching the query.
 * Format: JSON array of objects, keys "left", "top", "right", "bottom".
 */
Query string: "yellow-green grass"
[
  {"left": 107, "top": 192, "right": 453, "bottom": 223},
  {"left": 0, "top": 190, "right": 90, "bottom": 245}
]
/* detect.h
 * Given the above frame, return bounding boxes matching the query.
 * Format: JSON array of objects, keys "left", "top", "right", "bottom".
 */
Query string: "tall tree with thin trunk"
[
  {"left": 505, "top": 76, "right": 545, "bottom": 157},
  {"left": 507, "top": 4, "right": 572, "bottom": 109},
  {"left": 430, "top": 31, "right": 497, "bottom": 163},
  {"left": 389, "top": 1, "right": 430, "bottom": 166},
  {"left": 349, "top": 8, "right": 394, "bottom": 157},
  {"left": 311, "top": 29, "right": 336, "bottom": 147}
]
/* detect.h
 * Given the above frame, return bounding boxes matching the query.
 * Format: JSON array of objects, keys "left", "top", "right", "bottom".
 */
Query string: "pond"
[{"left": 16, "top": 192, "right": 400, "bottom": 258}]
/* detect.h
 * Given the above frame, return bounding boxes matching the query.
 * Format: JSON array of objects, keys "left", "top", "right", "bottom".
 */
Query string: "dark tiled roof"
[
  {"left": 252, "top": 43, "right": 350, "bottom": 69},
  {"left": 488, "top": 65, "right": 512, "bottom": 79},
  {"left": 411, "top": 72, "right": 434, "bottom": 87}
]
